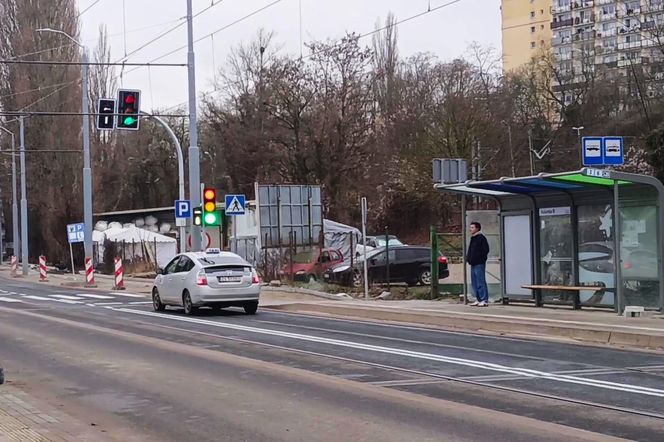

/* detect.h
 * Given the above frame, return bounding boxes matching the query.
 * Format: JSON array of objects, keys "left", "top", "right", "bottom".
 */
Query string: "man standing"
[{"left": 466, "top": 221, "right": 490, "bottom": 307}]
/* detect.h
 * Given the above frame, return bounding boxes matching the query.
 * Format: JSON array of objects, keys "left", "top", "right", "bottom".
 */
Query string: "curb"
[
  {"left": 264, "top": 303, "right": 664, "bottom": 351},
  {"left": 262, "top": 285, "right": 351, "bottom": 301}
]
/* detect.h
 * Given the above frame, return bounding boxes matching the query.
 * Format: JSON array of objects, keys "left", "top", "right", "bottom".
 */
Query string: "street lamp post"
[
  {"left": 36, "top": 28, "right": 93, "bottom": 262},
  {"left": 0, "top": 126, "right": 19, "bottom": 262},
  {"left": 186, "top": 0, "right": 202, "bottom": 251},
  {"left": 19, "top": 117, "right": 28, "bottom": 275},
  {"left": 572, "top": 126, "right": 584, "bottom": 147}
]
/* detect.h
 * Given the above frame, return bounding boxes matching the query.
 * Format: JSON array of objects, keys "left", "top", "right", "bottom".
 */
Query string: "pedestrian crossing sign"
[{"left": 225, "top": 194, "right": 246, "bottom": 216}]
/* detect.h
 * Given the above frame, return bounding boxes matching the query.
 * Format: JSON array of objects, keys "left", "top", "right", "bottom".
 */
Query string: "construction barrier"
[
  {"left": 85, "top": 257, "right": 96, "bottom": 288},
  {"left": 113, "top": 257, "right": 126, "bottom": 290},
  {"left": 39, "top": 255, "right": 48, "bottom": 282},
  {"left": 10, "top": 256, "right": 17, "bottom": 277}
]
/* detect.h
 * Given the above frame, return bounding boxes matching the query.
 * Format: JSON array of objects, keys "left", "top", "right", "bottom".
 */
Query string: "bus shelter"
[{"left": 435, "top": 168, "right": 664, "bottom": 313}]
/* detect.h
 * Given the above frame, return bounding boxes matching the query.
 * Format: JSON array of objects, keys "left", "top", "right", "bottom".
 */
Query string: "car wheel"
[
  {"left": 152, "top": 288, "right": 165, "bottom": 312},
  {"left": 244, "top": 301, "right": 258, "bottom": 315},
  {"left": 182, "top": 291, "right": 197, "bottom": 316},
  {"left": 418, "top": 269, "right": 432, "bottom": 286}
]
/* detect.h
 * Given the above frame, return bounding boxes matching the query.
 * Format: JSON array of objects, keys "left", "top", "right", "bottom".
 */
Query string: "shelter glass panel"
[
  {"left": 539, "top": 209, "right": 574, "bottom": 303},
  {"left": 620, "top": 205, "right": 660, "bottom": 309},
  {"left": 578, "top": 204, "right": 615, "bottom": 307}
]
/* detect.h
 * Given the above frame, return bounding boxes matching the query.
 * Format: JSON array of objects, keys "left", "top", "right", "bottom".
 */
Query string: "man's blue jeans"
[{"left": 471, "top": 264, "right": 489, "bottom": 303}]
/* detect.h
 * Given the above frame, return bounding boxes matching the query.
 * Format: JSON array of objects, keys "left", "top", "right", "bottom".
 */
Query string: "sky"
[{"left": 76, "top": 0, "right": 501, "bottom": 110}]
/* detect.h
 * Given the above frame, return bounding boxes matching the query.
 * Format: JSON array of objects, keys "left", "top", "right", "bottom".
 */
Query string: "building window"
[
  {"left": 531, "top": 11, "right": 535, "bottom": 18},
  {"left": 531, "top": 26, "right": 536, "bottom": 33},
  {"left": 531, "top": 41, "right": 536, "bottom": 49}
]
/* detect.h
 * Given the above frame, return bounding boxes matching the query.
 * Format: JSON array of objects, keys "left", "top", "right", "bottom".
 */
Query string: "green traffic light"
[
  {"left": 124, "top": 116, "right": 136, "bottom": 125},
  {"left": 204, "top": 213, "right": 218, "bottom": 225}
]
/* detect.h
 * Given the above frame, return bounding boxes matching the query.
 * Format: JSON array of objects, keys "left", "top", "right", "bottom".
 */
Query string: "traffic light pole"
[
  {"left": 19, "top": 117, "right": 28, "bottom": 275},
  {"left": 141, "top": 112, "right": 186, "bottom": 253},
  {"left": 187, "top": 0, "right": 202, "bottom": 251},
  {"left": 82, "top": 48, "right": 93, "bottom": 262}
]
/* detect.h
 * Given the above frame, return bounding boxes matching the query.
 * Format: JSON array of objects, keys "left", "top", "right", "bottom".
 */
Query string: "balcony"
[
  {"left": 574, "top": 15, "right": 595, "bottom": 25},
  {"left": 552, "top": 18, "right": 574, "bottom": 29},
  {"left": 574, "top": 30, "right": 596, "bottom": 41},
  {"left": 597, "top": 28, "right": 617, "bottom": 37},
  {"left": 598, "top": 12, "right": 617, "bottom": 21},
  {"left": 572, "top": 1, "right": 595, "bottom": 9},
  {"left": 596, "top": 0, "right": 615, "bottom": 5},
  {"left": 553, "top": 4, "right": 572, "bottom": 13},
  {"left": 553, "top": 35, "right": 573, "bottom": 45},
  {"left": 619, "top": 40, "right": 643, "bottom": 50}
]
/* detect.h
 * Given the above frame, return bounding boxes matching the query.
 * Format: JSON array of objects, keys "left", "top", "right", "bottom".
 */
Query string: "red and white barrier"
[
  {"left": 39, "top": 255, "right": 48, "bottom": 282},
  {"left": 10, "top": 256, "right": 17, "bottom": 277},
  {"left": 113, "top": 257, "right": 125, "bottom": 290},
  {"left": 85, "top": 257, "right": 96, "bottom": 288}
]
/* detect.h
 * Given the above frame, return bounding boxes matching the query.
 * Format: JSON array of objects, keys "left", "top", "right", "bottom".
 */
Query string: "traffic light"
[
  {"left": 96, "top": 98, "right": 115, "bottom": 130},
  {"left": 117, "top": 89, "right": 140, "bottom": 130},
  {"left": 202, "top": 187, "right": 220, "bottom": 226},
  {"left": 192, "top": 207, "right": 202, "bottom": 226}
]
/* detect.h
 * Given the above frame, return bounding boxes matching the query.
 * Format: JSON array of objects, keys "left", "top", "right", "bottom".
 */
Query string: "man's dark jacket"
[{"left": 466, "top": 233, "right": 489, "bottom": 266}]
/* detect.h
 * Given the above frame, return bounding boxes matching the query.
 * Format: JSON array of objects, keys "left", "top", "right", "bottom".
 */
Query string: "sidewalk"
[
  {"left": 264, "top": 296, "right": 664, "bottom": 351},
  {"left": 0, "top": 384, "right": 108, "bottom": 441}
]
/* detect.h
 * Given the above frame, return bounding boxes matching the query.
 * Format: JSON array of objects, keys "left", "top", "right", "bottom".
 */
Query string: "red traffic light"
[
  {"left": 203, "top": 189, "right": 216, "bottom": 201},
  {"left": 124, "top": 95, "right": 135, "bottom": 104}
]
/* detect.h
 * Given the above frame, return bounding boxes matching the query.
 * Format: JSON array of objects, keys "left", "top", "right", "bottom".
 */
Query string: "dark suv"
[{"left": 324, "top": 246, "right": 449, "bottom": 287}]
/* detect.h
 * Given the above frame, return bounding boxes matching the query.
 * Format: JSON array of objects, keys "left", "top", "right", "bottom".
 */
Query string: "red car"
[{"left": 280, "top": 248, "right": 344, "bottom": 283}]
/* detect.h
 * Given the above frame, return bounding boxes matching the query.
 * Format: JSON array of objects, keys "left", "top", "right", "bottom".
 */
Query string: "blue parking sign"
[{"left": 67, "top": 223, "right": 85, "bottom": 244}]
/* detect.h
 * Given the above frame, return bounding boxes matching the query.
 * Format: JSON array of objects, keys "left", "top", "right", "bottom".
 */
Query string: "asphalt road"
[{"left": 1, "top": 276, "right": 664, "bottom": 441}]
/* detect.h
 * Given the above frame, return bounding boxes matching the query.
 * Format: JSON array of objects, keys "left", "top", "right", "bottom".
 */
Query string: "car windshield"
[
  {"left": 293, "top": 251, "right": 315, "bottom": 264},
  {"left": 376, "top": 238, "right": 403, "bottom": 247},
  {"left": 197, "top": 256, "right": 246, "bottom": 266}
]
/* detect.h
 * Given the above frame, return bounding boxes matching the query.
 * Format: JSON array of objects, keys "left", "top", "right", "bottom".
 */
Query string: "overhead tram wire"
[
  {"left": 115, "top": 0, "right": 227, "bottom": 63},
  {"left": 159, "top": 0, "right": 468, "bottom": 111},
  {"left": 78, "top": 0, "right": 102, "bottom": 18}
]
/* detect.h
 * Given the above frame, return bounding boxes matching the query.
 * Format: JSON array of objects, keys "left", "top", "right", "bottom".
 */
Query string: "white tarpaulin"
[
  {"left": 323, "top": 219, "right": 361, "bottom": 261},
  {"left": 93, "top": 226, "right": 177, "bottom": 267}
]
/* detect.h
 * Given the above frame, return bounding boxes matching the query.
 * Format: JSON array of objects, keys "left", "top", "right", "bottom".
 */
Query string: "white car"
[{"left": 152, "top": 249, "right": 261, "bottom": 315}]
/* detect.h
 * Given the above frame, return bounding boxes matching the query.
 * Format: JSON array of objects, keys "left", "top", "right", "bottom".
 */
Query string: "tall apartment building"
[
  {"left": 502, "top": 0, "right": 553, "bottom": 71},
  {"left": 550, "top": 0, "right": 664, "bottom": 102}
]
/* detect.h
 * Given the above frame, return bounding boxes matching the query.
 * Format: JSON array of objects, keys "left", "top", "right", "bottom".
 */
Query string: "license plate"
[
  {"left": 323, "top": 274, "right": 330, "bottom": 279},
  {"left": 218, "top": 276, "right": 241, "bottom": 283}
]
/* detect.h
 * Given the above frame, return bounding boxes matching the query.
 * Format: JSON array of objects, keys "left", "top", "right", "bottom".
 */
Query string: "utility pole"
[
  {"left": 0, "top": 126, "right": 19, "bottom": 260},
  {"left": 528, "top": 129, "right": 535, "bottom": 175},
  {"left": 19, "top": 116, "right": 28, "bottom": 275},
  {"left": 186, "top": 0, "right": 202, "bottom": 251}
]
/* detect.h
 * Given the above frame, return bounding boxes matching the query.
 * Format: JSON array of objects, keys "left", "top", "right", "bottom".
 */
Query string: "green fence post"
[{"left": 430, "top": 226, "right": 439, "bottom": 300}]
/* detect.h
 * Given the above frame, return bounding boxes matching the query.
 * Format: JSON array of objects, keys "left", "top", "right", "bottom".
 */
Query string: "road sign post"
[{"left": 67, "top": 223, "right": 85, "bottom": 276}]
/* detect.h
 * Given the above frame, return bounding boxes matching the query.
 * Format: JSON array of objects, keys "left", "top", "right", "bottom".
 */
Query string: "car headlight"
[
  {"left": 296, "top": 270, "right": 306, "bottom": 275},
  {"left": 332, "top": 265, "right": 350, "bottom": 273}
]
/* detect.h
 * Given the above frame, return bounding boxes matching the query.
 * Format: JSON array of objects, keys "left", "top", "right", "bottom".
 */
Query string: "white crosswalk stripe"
[
  {"left": 75, "top": 293, "right": 115, "bottom": 299},
  {"left": 0, "top": 297, "right": 23, "bottom": 303},
  {"left": 50, "top": 295, "right": 85, "bottom": 300},
  {"left": 110, "top": 292, "right": 146, "bottom": 298},
  {"left": 23, "top": 295, "right": 52, "bottom": 301}
]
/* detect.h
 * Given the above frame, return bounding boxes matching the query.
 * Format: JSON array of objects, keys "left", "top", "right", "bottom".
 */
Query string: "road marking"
[
  {"left": 23, "top": 295, "right": 52, "bottom": 301},
  {"left": 55, "top": 299, "right": 83, "bottom": 304},
  {"left": 50, "top": 295, "right": 84, "bottom": 300},
  {"left": 0, "top": 297, "right": 23, "bottom": 303},
  {"left": 110, "top": 292, "right": 145, "bottom": 298},
  {"left": 128, "top": 301, "right": 152, "bottom": 305},
  {"left": 76, "top": 294, "right": 115, "bottom": 299},
  {"left": 115, "top": 308, "right": 664, "bottom": 398},
  {"left": 93, "top": 302, "right": 124, "bottom": 306}
]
